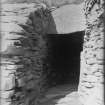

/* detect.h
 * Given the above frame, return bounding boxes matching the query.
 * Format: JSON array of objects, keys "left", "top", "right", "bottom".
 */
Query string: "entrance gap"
[{"left": 46, "top": 31, "right": 84, "bottom": 88}]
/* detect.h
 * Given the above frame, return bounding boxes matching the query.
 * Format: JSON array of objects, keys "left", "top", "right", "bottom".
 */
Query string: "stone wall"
[
  {"left": 2, "top": 0, "right": 84, "bottom": 7},
  {"left": 1, "top": 4, "right": 52, "bottom": 105},
  {"left": 1, "top": 2, "right": 85, "bottom": 105},
  {"left": 1, "top": 1, "right": 104, "bottom": 105},
  {"left": 78, "top": 0, "right": 105, "bottom": 105}
]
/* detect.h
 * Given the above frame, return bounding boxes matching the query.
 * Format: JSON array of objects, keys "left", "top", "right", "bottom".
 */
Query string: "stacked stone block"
[
  {"left": 1, "top": 4, "right": 51, "bottom": 105},
  {"left": 78, "top": 1, "right": 105, "bottom": 105}
]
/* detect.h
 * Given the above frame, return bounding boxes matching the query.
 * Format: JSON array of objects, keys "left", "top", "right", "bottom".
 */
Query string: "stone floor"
[{"left": 39, "top": 84, "right": 83, "bottom": 105}]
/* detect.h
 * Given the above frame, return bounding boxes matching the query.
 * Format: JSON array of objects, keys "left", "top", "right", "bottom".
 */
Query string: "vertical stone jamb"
[{"left": 78, "top": 0, "right": 105, "bottom": 105}]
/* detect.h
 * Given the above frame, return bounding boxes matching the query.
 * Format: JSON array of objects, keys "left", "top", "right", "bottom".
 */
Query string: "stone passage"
[
  {"left": 1, "top": 1, "right": 104, "bottom": 105},
  {"left": 1, "top": 3, "right": 85, "bottom": 105},
  {"left": 46, "top": 31, "right": 84, "bottom": 87}
]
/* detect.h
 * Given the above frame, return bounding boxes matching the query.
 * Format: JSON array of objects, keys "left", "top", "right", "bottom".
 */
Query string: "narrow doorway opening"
[{"left": 46, "top": 31, "right": 84, "bottom": 88}]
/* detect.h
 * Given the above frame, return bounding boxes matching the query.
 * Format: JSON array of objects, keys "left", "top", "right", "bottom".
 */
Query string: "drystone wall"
[
  {"left": 78, "top": 0, "right": 105, "bottom": 105},
  {"left": 1, "top": 4, "right": 52, "bottom": 105},
  {"left": 2, "top": 0, "right": 84, "bottom": 7},
  {"left": 1, "top": 1, "right": 104, "bottom": 105},
  {"left": 0, "top": 2, "right": 85, "bottom": 105}
]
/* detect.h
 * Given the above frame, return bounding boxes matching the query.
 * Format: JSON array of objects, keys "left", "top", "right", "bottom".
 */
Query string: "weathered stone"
[
  {"left": 95, "top": 49, "right": 104, "bottom": 60},
  {"left": 86, "top": 57, "right": 104, "bottom": 65},
  {"left": 81, "top": 82, "right": 94, "bottom": 88},
  {"left": 84, "top": 85, "right": 104, "bottom": 105},
  {"left": 52, "top": 3, "right": 85, "bottom": 34},
  {"left": 1, "top": 1, "right": 104, "bottom": 105},
  {"left": 94, "top": 72, "right": 104, "bottom": 77},
  {"left": 78, "top": 0, "right": 104, "bottom": 105},
  {"left": 83, "top": 64, "right": 103, "bottom": 75},
  {"left": 82, "top": 75, "right": 98, "bottom": 82},
  {"left": 1, "top": 4, "right": 50, "bottom": 105}
]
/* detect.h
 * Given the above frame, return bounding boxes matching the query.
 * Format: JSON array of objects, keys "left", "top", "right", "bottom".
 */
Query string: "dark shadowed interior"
[{"left": 46, "top": 31, "right": 84, "bottom": 87}]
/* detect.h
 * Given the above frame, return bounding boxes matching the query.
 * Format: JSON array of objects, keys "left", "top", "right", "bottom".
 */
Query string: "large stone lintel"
[{"left": 51, "top": 3, "right": 85, "bottom": 34}]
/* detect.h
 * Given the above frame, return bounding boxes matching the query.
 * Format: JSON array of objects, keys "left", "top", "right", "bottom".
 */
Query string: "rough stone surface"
[
  {"left": 1, "top": 4, "right": 51, "bottom": 105},
  {"left": 1, "top": 0, "right": 104, "bottom": 105},
  {"left": 2, "top": 0, "right": 84, "bottom": 6},
  {"left": 51, "top": 3, "right": 85, "bottom": 34},
  {"left": 1, "top": 2, "right": 85, "bottom": 105},
  {"left": 78, "top": 0, "right": 105, "bottom": 105}
]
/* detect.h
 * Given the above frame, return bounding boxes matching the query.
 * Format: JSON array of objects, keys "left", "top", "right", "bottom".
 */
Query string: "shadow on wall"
[{"left": 1, "top": 7, "right": 58, "bottom": 105}]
